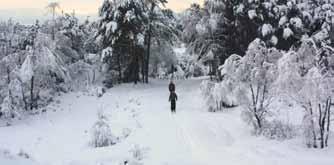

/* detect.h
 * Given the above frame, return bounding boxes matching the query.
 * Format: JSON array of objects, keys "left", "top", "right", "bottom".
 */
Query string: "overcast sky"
[{"left": 0, "top": 0, "right": 203, "bottom": 24}]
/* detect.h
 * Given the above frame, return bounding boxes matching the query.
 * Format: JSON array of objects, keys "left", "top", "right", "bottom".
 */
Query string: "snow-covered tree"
[
  {"left": 276, "top": 38, "right": 334, "bottom": 148},
  {"left": 46, "top": 2, "right": 61, "bottom": 40},
  {"left": 1, "top": 81, "right": 22, "bottom": 120},
  {"left": 236, "top": 39, "right": 278, "bottom": 132},
  {"left": 20, "top": 33, "right": 68, "bottom": 110},
  {"left": 54, "top": 12, "right": 86, "bottom": 64},
  {"left": 180, "top": 3, "right": 203, "bottom": 44},
  {"left": 91, "top": 109, "right": 117, "bottom": 147},
  {"left": 96, "top": 0, "right": 177, "bottom": 85},
  {"left": 96, "top": 0, "right": 147, "bottom": 85},
  {"left": 142, "top": 0, "right": 171, "bottom": 83}
]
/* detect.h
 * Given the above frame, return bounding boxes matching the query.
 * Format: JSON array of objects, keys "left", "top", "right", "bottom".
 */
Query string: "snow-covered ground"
[{"left": 1, "top": 78, "right": 334, "bottom": 165}]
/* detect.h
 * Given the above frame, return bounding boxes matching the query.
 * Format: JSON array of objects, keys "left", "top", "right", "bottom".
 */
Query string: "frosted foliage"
[
  {"left": 101, "top": 47, "right": 113, "bottom": 62},
  {"left": 0, "top": 78, "right": 23, "bottom": 119},
  {"left": 91, "top": 110, "right": 117, "bottom": 148},
  {"left": 67, "top": 61, "right": 96, "bottom": 90},
  {"left": 0, "top": 96, "right": 14, "bottom": 119},
  {"left": 218, "top": 54, "right": 244, "bottom": 106},
  {"left": 313, "top": 30, "right": 329, "bottom": 43},
  {"left": 220, "top": 54, "right": 242, "bottom": 77},
  {"left": 219, "top": 79, "right": 238, "bottom": 106},
  {"left": 20, "top": 53, "right": 35, "bottom": 82},
  {"left": 297, "top": 39, "right": 317, "bottom": 74},
  {"left": 283, "top": 28, "right": 294, "bottom": 39},
  {"left": 262, "top": 120, "right": 295, "bottom": 140},
  {"left": 209, "top": 14, "right": 219, "bottom": 30},
  {"left": 236, "top": 4, "right": 244, "bottom": 13},
  {"left": 239, "top": 39, "right": 276, "bottom": 95},
  {"left": 38, "top": 47, "right": 68, "bottom": 81},
  {"left": 299, "top": 68, "right": 333, "bottom": 107},
  {"left": 196, "top": 22, "right": 208, "bottom": 35},
  {"left": 248, "top": 10, "right": 257, "bottom": 19},
  {"left": 279, "top": 16, "right": 288, "bottom": 26},
  {"left": 300, "top": 67, "right": 333, "bottom": 148},
  {"left": 290, "top": 17, "right": 303, "bottom": 29},
  {"left": 272, "top": 37, "right": 334, "bottom": 147},
  {"left": 200, "top": 80, "right": 216, "bottom": 111},
  {"left": 270, "top": 36, "right": 278, "bottom": 45},
  {"left": 262, "top": 24, "right": 273, "bottom": 37},
  {"left": 200, "top": 80, "right": 214, "bottom": 99},
  {"left": 106, "top": 21, "right": 118, "bottom": 35},
  {"left": 276, "top": 52, "right": 302, "bottom": 93},
  {"left": 208, "top": 39, "right": 278, "bottom": 130},
  {"left": 20, "top": 33, "right": 69, "bottom": 83},
  {"left": 267, "top": 48, "right": 283, "bottom": 64},
  {"left": 175, "top": 65, "right": 185, "bottom": 79}
]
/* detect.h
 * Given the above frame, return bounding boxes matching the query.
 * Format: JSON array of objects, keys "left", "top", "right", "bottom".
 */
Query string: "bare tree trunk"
[
  {"left": 250, "top": 84, "right": 262, "bottom": 130},
  {"left": 21, "top": 84, "right": 28, "bottom": 111},
  {"left": 131, "top": 41, "right": 139, "bottom": 85},
  {"left": 325, "top": 98, "right": 331, "bottom": 147},
  {"left": 7, "top": 66, "right": 10, "bottom": 84},
  {"left": 35, "top": 90, "right": 40, "bottom": 109},
  {"left": 141, "top": 53, "right": 145, "bottom": 83},
  {"left": 309, "top": 102, "right": 318, "bottom": 148},
  {"left": 118, "top": 53, "right": 122, "bottom": 83},
  {"left": 209, "top": 63, "right": 213, "bottom": 81},
  {"left": 52, "top": 9, "right": 55, "bottom": 40},
  {"left": 92, "top": 69, "right": 96, "bottom": 84},
  {"left": 319, "top": 104, "right": 324, "bottom": 148},
  {"left": 144, "top": 4, "right": 155, "bottom": 84},
  {"left": 145, "top": 29, "right": 151, "bottom": 83},
  {"left": 30, "top": 76, "right": 34, "bottom": 110}
]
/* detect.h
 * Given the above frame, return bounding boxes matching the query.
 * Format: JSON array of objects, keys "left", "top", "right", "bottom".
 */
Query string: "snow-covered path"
[{"left": 1, "top": 78, "right": 334, "bottom": 165}]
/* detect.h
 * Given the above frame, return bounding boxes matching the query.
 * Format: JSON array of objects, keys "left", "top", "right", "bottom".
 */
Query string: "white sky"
[{"left": 0, "top": 0, "right": 204, "bottom": 14}]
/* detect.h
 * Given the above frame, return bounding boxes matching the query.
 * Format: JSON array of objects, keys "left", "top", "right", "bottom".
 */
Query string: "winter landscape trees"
[
  {"left": 0, "top": 0, "right": 180, "bottom": 121},
  {"left": 1, "top": 1, "right": 334, "bottom": 165},
  {"left": 96, "top": 0, "right": 177, "bottom": 85},
  {"left": 195, "top": 0, "right": 334, "bottom": 148}
]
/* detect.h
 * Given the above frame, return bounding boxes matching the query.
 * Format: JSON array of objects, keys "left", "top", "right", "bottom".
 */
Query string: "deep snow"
[{"left": 1, "top": 78, "right": 334, "bottom": 165}]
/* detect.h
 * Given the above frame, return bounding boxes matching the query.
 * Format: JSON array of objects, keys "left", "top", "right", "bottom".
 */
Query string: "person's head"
[{"left": 170, "top": 80, "right": 173, "bottom": 84}]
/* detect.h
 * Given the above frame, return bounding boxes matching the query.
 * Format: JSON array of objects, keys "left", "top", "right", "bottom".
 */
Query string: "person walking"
[
  {"left": 169, "top": 80, "right": 175, "bottom": 93},
  {"left": 168, "top": 79, "right": 177, "bottom": 113},
  {"left": 169, "top": 91, "right": 178, "bottom": 113}
]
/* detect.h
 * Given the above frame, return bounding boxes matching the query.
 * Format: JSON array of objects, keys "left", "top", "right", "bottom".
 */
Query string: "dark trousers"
[{"left": 171, "top": 100, "right": 176, "bottom": 113}]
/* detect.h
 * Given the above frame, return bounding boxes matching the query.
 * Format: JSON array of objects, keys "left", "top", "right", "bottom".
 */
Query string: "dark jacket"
[
  {"left": 169, "top": 92, "right": 178, "bottom": 102},
  {"left": 169, "top": 83, "right": 175, "bottom": 93}
]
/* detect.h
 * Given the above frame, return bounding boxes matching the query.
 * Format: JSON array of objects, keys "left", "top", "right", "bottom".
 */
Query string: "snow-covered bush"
[
  {"left": 175, "top": 46, "right": 208, "bottom": 78},
  {"left": 1, "top": 94, "right": 16, "bottom": 119},
  {"left": 0, "top": 73, "right": 26, "bottom": 120},
  {"left": 0, "top": 16, "right": 100, "bottom": 122},
  {"left": 218, "top": 54, "right": 243, "bottom": 106},
  {"left": 275, "top": 39, "right": 334, "bottom": 148},
  {"left": 67, "top": 61, "right": 100, "bottom": 91},
  {"left": 200, "top": 80, "right": 215, "bottom": 111},
  {"left": 232, "top": 39, "right": 278, "bottom": 132},
  {"left": 17, "top": 149, "right": 31, "bottom": 159},
  {"left": 299, "top": 67, "right": 333, "bottom": 149},
  {"left": 19, "top": 34, "right": 69, "bottom": 111},
  {"left": 91, "top": 110, "right": 117, "bottom": 148},
  {"left": 262, "top": 120, "right": 296, "bottom": 140},
  {"left": 129, "top": 144, "right": 149, "bottom": 161},
  {"left": 200, "top": 79, "right": 237, "bottom": 112}
]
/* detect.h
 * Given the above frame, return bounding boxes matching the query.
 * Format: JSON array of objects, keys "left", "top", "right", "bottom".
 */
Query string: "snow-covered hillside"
[{"left": 1, "top": 78, "right": 334, "bottom": 165}]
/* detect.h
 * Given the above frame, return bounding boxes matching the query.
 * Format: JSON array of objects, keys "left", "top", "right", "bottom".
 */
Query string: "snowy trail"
[{"left": 1, "top": 78, "right": 334, "bottom": 165}]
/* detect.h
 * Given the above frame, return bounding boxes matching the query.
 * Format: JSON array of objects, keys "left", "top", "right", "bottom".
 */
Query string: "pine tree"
[{"left": 97, "top": 0, "right": 176, "bottom": 85}]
